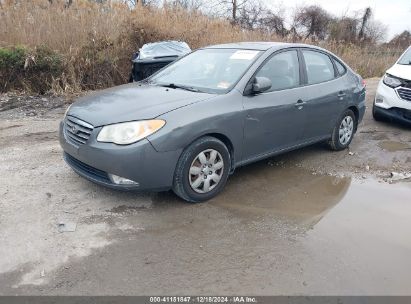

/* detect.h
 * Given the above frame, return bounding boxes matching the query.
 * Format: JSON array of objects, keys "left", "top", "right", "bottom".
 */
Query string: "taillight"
[{"left": 357, "top": 74, "right": 366, "bottom": 88}]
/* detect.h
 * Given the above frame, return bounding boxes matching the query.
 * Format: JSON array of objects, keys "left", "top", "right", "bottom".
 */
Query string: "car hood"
[
  {"left": 387, "top": 64, "right": 411, "bottom": 81},
  {"left": 68, "top": 83, "right": 214, "bottom": 126}
]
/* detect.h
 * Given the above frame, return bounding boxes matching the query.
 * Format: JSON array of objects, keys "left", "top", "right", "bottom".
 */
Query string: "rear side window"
[
  {"left": 334, "top": 59, "right": 347, "bottom": 75},
  {"left": 255, "top": 50, "right": 300, "bottom": 91},
  {"left": 302, "top": 50, "right": 335, "bottom": 84}
]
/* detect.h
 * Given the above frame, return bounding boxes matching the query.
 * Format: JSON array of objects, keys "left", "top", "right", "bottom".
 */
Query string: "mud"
[
  {"left": 378, "top": 140, "right": 410, "bottom": 152},
  {"left": 0, "top": 78, "right": 411, "bottom": 295},
  {"left": 0, "top": 93, "right": 68, "bottom": 116}
]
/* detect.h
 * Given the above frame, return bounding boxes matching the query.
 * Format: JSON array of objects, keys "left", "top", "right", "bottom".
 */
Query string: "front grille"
[
  {"left": 64, "top": 152, "right": 111, "bottom": 183},
  {"left": 397, "top": 88, "right": 411, "bottom": 102},
  {"left": 64, "top": 116, "right": 94, "bottom": 145},
  {"left": 402, "top": 79, "right": 411, "bottom": 89}
]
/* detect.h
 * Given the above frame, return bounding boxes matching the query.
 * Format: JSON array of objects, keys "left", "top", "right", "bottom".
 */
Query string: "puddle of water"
[
  {"left": 298, "top": 179, "right": 411, "bottom": 294},
  {"left": 207, "top": 162, "right": 411, "bottom": 293},
  {"left": 211, "top": 162, "right": 350, "bottom": 225},
  {"left": 378, "top": 140, "right": 410, "bottom": 152},
  {"left": 207, "top": 160, "right": 410, "bottom": 231},
  {"left": 135, "top": 164, "right": 411, "bottom": 294}
]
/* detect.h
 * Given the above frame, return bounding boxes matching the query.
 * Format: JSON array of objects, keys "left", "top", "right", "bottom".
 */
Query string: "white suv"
[{"left": 373, "top": 46, "right": 411, "bottom": 124}]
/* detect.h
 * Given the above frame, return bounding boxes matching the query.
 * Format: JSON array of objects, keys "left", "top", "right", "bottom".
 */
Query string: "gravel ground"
[{"left": 0, "top": 78, "right": 410, "bottom": 295}]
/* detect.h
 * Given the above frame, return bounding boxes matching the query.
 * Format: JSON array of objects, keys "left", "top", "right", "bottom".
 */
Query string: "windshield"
[
  {"left": 149, "top": 48, "right": 262, "bottom": 94},
  {"left": 397, "top": 47, "right": 411, "bottom": 65}
]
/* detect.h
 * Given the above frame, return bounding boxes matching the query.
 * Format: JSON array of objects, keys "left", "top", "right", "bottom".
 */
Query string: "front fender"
[{"left": 148, "top": 93, "right": 244, "bottom": 166}]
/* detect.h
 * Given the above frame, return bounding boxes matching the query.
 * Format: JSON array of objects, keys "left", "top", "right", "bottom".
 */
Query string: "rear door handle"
[
  {"left": 338, "top": 91, "right": 346, "bottom": 99},
  {"left": 294, "top": 99, "right": 306, "bottom": 109}
]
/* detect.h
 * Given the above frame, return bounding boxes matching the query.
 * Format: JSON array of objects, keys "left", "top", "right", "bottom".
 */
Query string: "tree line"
[
  {"left": 136, "top": 0, "right": 411, "bottom": 46},
  {"left": 15, "top": 0, "right": 411, "bottom": 47}
]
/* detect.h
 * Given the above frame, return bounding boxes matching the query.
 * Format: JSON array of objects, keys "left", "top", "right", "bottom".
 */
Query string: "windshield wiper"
[{"left": 158, "top": 83, "right": 200, "bottom": 92}]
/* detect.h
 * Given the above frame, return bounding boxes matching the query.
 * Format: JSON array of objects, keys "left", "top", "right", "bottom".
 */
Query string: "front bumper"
[
  {"left": 59, "top": 121, "right": 182, "bottom": 191},
  {"left": 375, "top": 79, "right": 411, "bottom": 111},
  {"left": 374, "top": 79, "right": 411, "bottom": 125},
  {"left": 373, "top": 106, "right": 411, "bottom": 125}
]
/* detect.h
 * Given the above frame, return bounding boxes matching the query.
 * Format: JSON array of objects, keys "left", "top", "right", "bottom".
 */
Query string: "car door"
[
  {"left": 242, "top": 49, "right": 307, "bottom": 161},
  {"left": 299, "top": 49, "right": 349, "bottom": 140}
]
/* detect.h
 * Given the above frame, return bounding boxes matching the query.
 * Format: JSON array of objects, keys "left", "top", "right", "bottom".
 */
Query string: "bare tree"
[
  {"left": 260, "top": 6, "right": 288, "bottom": 37},
  {"left": 237, "top": 1, "right": 266, "bottom": 30},
  {"left": 358, "top": 7, "right": 371, "bottom": 41},
  {"left": 363, "top": 19, "right": 387, "bottom": 44},
  {"left": 211, "top": 0, "right": 252, "bottom": 23},
  {"left": 388, "top": 30, "right": 411, "bottom": 48},
  {"left": 126, "top": 0, "right": 158, "bottom": 7},
  {"left": 329, "top": 16, "right": 358, "bottom": 42},
  {"left": 166, "top": 0, "right": 204, "bottom": 10},
  {"left": 293, "top": 5, "right": 332, "bottom": 40}
]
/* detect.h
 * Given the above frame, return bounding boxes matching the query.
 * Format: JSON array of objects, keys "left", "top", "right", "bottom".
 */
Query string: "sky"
[{"left": 264, "top": 0, "right": 411, "bottom": 40}]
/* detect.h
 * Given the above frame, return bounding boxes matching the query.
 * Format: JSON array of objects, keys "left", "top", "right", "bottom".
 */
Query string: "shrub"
[
  {"left": 0, "top": 0, "right": 404, "bottom": 94},
  {"left": 0, "top": 45, "right": 63, "bottom": 93},
  {"left": 0, "top": 46, "right": 27, "bottom": 92}
]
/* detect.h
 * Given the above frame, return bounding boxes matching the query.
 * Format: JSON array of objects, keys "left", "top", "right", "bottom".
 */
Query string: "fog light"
[
  {"left": 375, "top": 95, "right": 384, "bottom": 103},
  {"left": 109, "top": 174, "right": 139, "bottom": 185}
]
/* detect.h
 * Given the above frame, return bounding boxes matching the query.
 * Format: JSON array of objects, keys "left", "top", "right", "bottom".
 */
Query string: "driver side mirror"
[{"left": 252, "top": 77, "right": 272, "bottom": 94}]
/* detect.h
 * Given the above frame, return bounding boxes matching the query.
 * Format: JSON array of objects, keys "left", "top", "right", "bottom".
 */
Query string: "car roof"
[{"left": 203, "top": 41, "right": 322, "bottom": 51}]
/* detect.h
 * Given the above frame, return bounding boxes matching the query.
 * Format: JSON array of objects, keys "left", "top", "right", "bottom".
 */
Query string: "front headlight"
[
  {"left": 97, "top": 120, "right": 165, "bottom": 145},
  {"left": 383, "top": 74, "right": 402, "bottom": 88}
]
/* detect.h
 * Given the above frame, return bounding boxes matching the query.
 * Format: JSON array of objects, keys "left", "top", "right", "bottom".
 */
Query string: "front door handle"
[{"left": 294, "top": 99, "right": 306, "bottom": 109}]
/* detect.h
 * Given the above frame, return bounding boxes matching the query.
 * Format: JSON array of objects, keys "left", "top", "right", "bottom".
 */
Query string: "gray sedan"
[{"left": 60, "top": 42, "right": 366, "bottom": 202}]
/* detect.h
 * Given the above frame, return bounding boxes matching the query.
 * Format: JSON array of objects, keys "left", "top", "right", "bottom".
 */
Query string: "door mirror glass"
[{"left": 252, "top": 77, "right": 272, "bottom": 93}]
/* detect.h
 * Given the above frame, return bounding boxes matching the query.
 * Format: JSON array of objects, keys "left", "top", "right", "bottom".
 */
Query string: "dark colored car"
[
  {"left": 129, "top": 41, "right": 191, "bottom": 82},
  {"left": 60, "top": 42, "right": 366, "bottom": 202}
]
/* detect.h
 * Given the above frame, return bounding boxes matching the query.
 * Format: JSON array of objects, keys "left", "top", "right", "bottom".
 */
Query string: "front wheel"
[
  {"left": 328, "top": 109, "right": 356, "bottom": 151},
  {"left": 172, "top": 136, "right": 230, "bottom": 203}
]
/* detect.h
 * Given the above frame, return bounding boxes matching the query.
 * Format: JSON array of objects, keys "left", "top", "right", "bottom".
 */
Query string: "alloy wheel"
[{"left": 339, "top": 116, "right": 354, "bottom": 145}]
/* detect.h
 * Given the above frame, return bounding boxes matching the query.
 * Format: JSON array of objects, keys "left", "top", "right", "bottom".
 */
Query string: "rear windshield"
[{"left": 397, "top": 47, "right": 411, "bottom": 65}]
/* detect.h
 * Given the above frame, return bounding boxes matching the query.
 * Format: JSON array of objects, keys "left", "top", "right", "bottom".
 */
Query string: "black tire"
[
  {"left": 328, "top": 109, "right": 357, "bottom": 151},
  {"left": 372, "top": 102, "right": 384, "bottom": 121},
  {"left": 173, "top": 136, "right": 231, "bottom": 203}
]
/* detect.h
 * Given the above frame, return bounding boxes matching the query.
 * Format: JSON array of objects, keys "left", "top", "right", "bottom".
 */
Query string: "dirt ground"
[{"left": 0, "top": 78, "right": 410, "bottom": 295}]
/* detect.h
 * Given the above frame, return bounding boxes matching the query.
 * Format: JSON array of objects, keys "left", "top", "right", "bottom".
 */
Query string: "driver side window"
[{"left": 255, "top": 50, "right": 300, "bottom": 92}]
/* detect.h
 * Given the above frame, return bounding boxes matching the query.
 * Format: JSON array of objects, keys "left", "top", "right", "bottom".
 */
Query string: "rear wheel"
[
  {"left": 328, "top": 109, "right": 356, "bottom": 151},
  {"left": 173, "top": 136, "right": 230, "bottom": 203}
]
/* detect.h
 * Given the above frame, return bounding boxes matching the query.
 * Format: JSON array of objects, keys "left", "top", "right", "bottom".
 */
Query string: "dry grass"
[{"left": 0, "top": 0, "right": 404, "bottom": 93}]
